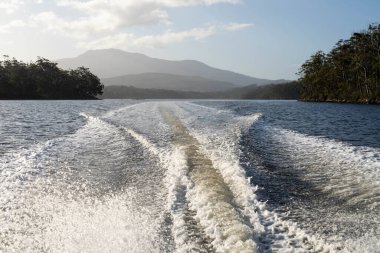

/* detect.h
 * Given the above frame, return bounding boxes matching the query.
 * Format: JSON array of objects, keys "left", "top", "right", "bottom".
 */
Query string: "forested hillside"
[
  {"left": 0, "top": 57, "right": 103, "bottom": 99},
  {"left": 298, "top": 24, "right": 380, "bottom": 103},
  {"left": 101, "top": 82, "right": 299, "bottom": 100},
  {"left": 223, "top": 82, "right": 299, "bottom": 99}
]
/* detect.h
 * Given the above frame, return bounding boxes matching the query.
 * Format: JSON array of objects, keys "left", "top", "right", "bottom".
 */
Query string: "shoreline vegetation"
[
  {"left": 298, "top": 23, "right": 380, "bottom": 104},
  {"left": 299, "top": 98, "right": 380, "bottom": 104},
  {"left": 100, "top": 82, "right": 300, "bottom": 100},
  {"left": 0, "top": 57, "right": 103, "bottom": 99}
]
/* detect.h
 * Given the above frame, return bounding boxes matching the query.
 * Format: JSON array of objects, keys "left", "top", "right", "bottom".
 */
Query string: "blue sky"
[{"left": 0, "top": 0, "right": 379, "bottom": 80}]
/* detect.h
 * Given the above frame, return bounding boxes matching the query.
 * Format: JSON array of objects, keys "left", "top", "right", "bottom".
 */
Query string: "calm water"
[{"left": 0, "top": 100, "right": 379, "bottom": 252}]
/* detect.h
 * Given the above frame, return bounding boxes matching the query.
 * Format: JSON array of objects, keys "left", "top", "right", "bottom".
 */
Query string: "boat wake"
[{"left": 0, "top": 101, "right": 378, "bottom": 252}]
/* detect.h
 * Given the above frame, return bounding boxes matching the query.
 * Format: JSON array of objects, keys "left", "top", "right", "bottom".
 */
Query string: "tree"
[
  {"left": 0, "top": 56, "right": 103, "bottom": 99},
  {"left": 298, "top": 23, "right": 380, "bottom": 103}
]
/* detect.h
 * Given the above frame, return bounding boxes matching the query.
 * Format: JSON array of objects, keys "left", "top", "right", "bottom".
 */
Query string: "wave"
[
  {"left": 252, "top": 121, "right": 380, "bottom": 209},
  {"left": 1, "top": 101, "right": 378, "bottom": 252},
  {"left": 168, "top": 101, "right": 345, "bottom": 252},
  {"left": 0, "top": 108, "right": 168, "bottom": 252},
  {"left": 243, "top": 117, "right": 380, "bottom": 252}
]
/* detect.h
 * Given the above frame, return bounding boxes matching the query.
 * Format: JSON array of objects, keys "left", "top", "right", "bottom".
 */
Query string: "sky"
[{"left": 0, "top": 0, "right": 379, "bottom": 80}]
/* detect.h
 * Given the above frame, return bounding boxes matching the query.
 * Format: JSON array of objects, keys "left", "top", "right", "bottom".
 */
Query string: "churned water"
[{"left": 0, "top": 100, "right": 379, "bottom": 252}]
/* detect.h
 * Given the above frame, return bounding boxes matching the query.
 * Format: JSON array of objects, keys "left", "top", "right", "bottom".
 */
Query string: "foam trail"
[
  {"left": 172, "top": 101, "right": 343, "bottom": 252},
  {"left": 2, "top": 100, "right": 378, "bottom": 252},
  {"left": 102, "top": 102, "right": 146, "bottom": 118},
  {"left": 259, "top": 124, "right": 380, "bottom": 208},
  {"left": 123, "top": 126, "right": 213, "bottom": 252},
  {"left": 160, "top": 106, "right": 258, "bottom": 253}
]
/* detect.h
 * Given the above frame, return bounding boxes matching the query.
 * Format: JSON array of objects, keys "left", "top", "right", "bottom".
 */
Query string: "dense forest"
[
  {"left": 0, "top": 56, "right": 103, "bottom": 99},
  {"left": 222, "top": 82, "right": 299, "bottom": 99},
  {"left": 101, "top": 82, "right": 299, "bottom": 100},
  {"left": 298, "top": 24, "right": 380, "bottom": 103},
  {"left": 101, "top": 85, "right": 209, "bottom": 99}
]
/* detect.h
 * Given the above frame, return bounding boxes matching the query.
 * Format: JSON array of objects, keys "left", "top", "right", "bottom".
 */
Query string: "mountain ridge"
[{"left": 57, "top": 49, "right": 289, "bottom": 87}]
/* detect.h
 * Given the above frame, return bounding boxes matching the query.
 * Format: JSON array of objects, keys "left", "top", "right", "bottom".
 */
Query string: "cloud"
[
  {"left": 0, "top": 20, "right": 30, "bottom": 33},
  {"left": 0, "top": 0, "right": 44, "bottom": 14},
  {"left": 0, "top": 0, "right": 252, "bottom": 52},
  {"left": 30, "top": 11, "right": 123, "bottom": 39},
  {"left": 0, "top": 0, "right": 24, "bottom": 14},
  {"left": 57, "top": 0, "right": 241, "bottom": 9},
  {"left": 134, "top": 26, "right": 217, "bottom": 47},
  {"left": 78, "top": 26, "right": 216, "bottom": 49},
  {"left": 23, "top": 0, "right": 246, "bottom": 42},
  {"left": 78, "top": 22, "right": 253, "bottom": 50},
  {"left": 52, "top": 0, "right": 242, "bottom": 34},
  {"left": 224, "top": 22, "right": 254, "bottom": 31},
  {"left": 79, "top": 25, "right": 218, "bottom": 49},
  {"left": 55, "top": 1, "right": 172, "bottom": 31}
]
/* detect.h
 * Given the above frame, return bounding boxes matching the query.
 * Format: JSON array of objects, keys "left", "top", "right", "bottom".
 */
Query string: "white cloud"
[
  {"left": 0, "top": 0, "right": 24, "bottom": 14},
  {"left": 56, "top": 1, "right": 172, "bottom": 31},
  {"left": 52, "top": 0, "right": 242, "bottom": 35},
  {"left": 57, "top": 0, "right": 241, "bottom": 9},
  {"left": 224, "top": 22, "right": 254, "bottom": 31},
  {"left": 78, "top": 22, "right": 254, "bottom": 50},
  {"left": 30, "top": 11, "right": 123, "bottom": 39},
  {"left": 134, "top": 26, "right": 217, "bottom": 47},
  {"left": 0, "top": 0, "right": 45, "bottom": 14},
  {"left": 0, "top": 20, "right": 30, "bottom": 33},
  {"left": 80, "top": 25, "right": 217, "bottom": 49},
  {"left": 0, "top": 0, "right": 252, "bottom": 52}
]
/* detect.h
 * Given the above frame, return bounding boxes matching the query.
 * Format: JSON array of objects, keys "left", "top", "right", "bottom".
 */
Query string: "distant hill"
[
  {"left": 101, "top": 73, "right": 236, "bottom": 92},
  {"left": 57, "top": 49, "right": 288, "bottom": 86},
  {"left": 101, "top": 82, "right": 300, "bottom": 100}
]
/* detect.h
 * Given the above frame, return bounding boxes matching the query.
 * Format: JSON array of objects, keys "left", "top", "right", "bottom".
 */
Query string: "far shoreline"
[
  {"left": 299, "top": 99, "right": 380, "bottom": 105},
  {"left": 1, "top": 98, "right": 379, "bottom": 105}
]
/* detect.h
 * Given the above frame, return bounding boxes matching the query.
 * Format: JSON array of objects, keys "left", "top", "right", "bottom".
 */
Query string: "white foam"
[
  {"left": 0, "top": 109, "right": 165, "bottom": 253},
  {"left": 123, "top": 125, "right": 207, "bottom": 252},
  {"left": 267, "top": 125, "right": 380, "bottom": 209},
  {"left": 102, "top": 102, "right": 146, "bottom": 118},
  {"left": 172, "top": 101, "right": 343, "bottom": 252},
  {"left": 2, "top": 101, "right": 378, "bottom": 252},
  {"left": 124, "top": 105, "right": 258, "bottom": 252}
]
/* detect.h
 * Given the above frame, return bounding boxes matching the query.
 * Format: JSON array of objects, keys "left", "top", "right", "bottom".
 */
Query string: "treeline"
[
  {"left": 223, "top": 82, "right": 299, "bottom": 99},
  {"left": 101, "top": 85, "right": 210, "bottom": 99},
  {"left": 298, "top": 24, "right": 380, "bottom": 103},
  {"left": 0, "top": 56, "right": 103, "bottom": 99},
  {"left": 101, "top": 82, "right": 299, "bottom": 100}
]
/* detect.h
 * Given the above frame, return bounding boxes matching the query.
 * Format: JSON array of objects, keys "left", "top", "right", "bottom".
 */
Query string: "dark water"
[{"left": 0, "top": 100, "right": 379, "bottom": 252}]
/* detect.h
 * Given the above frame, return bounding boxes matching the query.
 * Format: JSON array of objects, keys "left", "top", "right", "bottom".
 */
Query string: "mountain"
[
  {"left": 101, "top": 73, "right": 236, "bottom": 92},
  {"left": 57, "top": 49, "right": 287, "bottom": 86}
]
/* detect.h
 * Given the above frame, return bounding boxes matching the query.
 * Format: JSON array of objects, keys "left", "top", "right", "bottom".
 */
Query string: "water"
[{"left": 0, "top": 100, "right": 379, "bottom": 253}]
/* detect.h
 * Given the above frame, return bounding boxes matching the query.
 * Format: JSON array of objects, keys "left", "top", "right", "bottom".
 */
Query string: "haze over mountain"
[{"left": 57, "top": 49, "right": 288, "bottom": 87}]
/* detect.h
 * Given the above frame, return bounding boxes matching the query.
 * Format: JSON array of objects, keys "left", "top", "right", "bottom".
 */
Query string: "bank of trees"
[
  {"left": 101, "top": 82, "right": 299, "bottom": 99},
  {"left": 0, "top": 56, "right": 103, "bottom": 99},
  {"left": 298, "top": 24, "right": 380, "bottom": 103}
]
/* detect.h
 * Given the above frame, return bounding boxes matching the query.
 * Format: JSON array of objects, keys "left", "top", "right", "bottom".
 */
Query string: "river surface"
[{"left": 0, "top": 100, "right": 379, "bottom": 253}]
